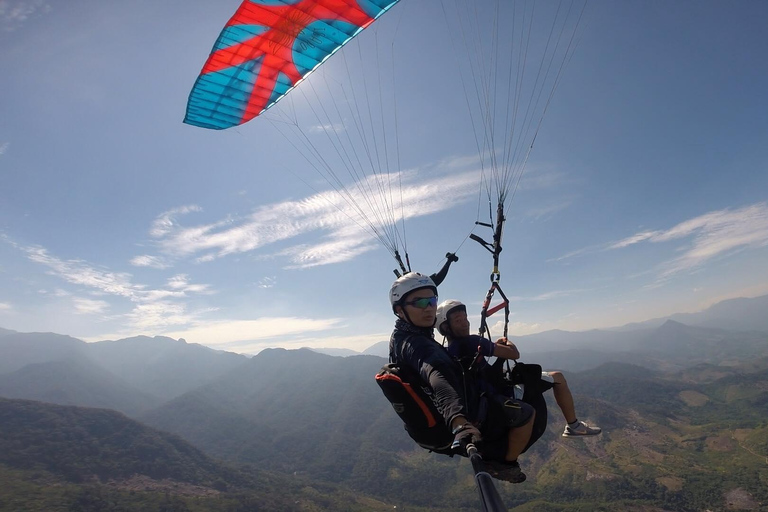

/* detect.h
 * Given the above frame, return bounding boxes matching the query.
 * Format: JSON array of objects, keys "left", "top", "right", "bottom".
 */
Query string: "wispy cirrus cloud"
[
  {"left": 608, "top": 230, "right": 662, "bottom": 249},
  {"left": 73, "top": 297, "right": 109, "bottom": 315},
  {"left": 1, "top": 0, "right": 50, "bottom": 31},
  {"left": 510, "top": 289, "right": 588, "bottom": 302},
  {"left": 18, "top": 244, "right": 213, "bottom": 332},
  {"left": 130, "top": 255, "right": 170, "bottom": 269},
  {"left": 278, "top": 236, "right": 377, "bottom": 269},
  {"left": 612, "top": 203, "right": 768, "bottom": 280},
  {"left": 143, "top": 167, "right": 479, "bottom": 269},
  {"left": 12, "top": 240, "right": 343, "bottom": 346},
  {"left": 491, "top": 319, "right": 545, "bottom": 336},
  {"left": 308, "top": 123, "right": 345, "bottom": 134},
  {"left": 518, "top": 169, "right": 569, "bottom": 191},
  {"left": 555, "top": 202, "right": 768, "bottom": 281},
  {"left": 547, "top": 245, "right": 596, "bottom": 263},
  {"left": 257, "top": 276, "right": 276, "bottom": 289},
  {"left": 26, "top": 246, "right": 138, "bottom": 299},
  {"left": 161, "top": 317, "right": 343, "bottom": 350},
  {"left": 524, "top": 200, "right": 572, "bottom": 221},
  {"left": 149, "top": 205, "right": 203, "bottom": 238},
  {"left": 0, "top": 142, "right": 9, "bottom": 155}
]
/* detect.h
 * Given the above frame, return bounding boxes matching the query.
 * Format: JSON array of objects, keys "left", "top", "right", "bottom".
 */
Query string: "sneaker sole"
[
  {"left": 562, "top": 431, "right": 601, "bottom": 437},
  {"left": 487, "top": 471, "right": 526, "bottom": 484}
]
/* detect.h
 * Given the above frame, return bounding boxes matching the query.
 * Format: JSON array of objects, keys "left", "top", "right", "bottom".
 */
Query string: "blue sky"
[{"left": 1, "top": 0, "right": 767, "bottom": 354}]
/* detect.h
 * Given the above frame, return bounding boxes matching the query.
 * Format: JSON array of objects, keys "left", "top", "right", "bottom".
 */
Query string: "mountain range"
[
  {"left": 0, "top": 332, "right": 248, "bottom": 415},
  {"left": 1, "top": 294, "right": 767, "bottom": 510},
  {"left": 354, "top": 294, "right": 768, "bottom": 361}
]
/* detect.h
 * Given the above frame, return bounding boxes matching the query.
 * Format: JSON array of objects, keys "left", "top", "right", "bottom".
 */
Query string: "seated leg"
[{"left": 548, "top": 371, "right": 602, "bottom": 437}]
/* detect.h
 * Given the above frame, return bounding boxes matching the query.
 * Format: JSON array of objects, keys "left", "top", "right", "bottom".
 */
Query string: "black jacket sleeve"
[{"left": 398, "top": 335, "right": 468, "bottom": 426}]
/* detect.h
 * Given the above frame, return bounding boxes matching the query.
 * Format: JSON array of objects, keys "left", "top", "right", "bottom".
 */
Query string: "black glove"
[
  {"left": 445, "top": 252, "right": 459, "bottom": 262},
  {"left": 451, "top": 423, "right": 482, "bottom": 454}
]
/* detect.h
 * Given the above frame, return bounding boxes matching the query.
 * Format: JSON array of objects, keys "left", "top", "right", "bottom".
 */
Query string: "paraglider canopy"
[{"left": 184, "top": 0, "right": 400, "bottom": 130}]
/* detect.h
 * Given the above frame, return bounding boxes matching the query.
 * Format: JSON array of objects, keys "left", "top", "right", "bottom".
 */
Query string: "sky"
[{"left": 1, "top": 0, "right": 768, "bottom": 355}]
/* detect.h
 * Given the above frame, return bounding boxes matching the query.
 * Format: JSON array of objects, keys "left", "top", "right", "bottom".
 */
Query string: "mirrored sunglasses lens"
[{"left": 412, "top": 297, "right": 437, "bottom": 309}]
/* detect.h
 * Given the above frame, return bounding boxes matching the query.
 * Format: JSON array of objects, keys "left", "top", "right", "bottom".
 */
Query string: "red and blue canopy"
[{"left": 184, "top": 0, "right": 400, "bottom": 130}]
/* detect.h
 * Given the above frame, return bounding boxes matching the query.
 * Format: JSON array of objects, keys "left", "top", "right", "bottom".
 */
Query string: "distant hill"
[
  {"left": 0, "top": 327, "right": 16, "bottom": 337},
  {"left": 0, "top": 397, "right": 238, "bottom": 486},
  {"left": 362, "top": 340, "right": 389, "bottom": 357},
  {"left": 618, "top": 294, "right": 768, "bottom": 332},
  {"left": 0, "top": 397, "right": 396, "bottom": 511},
  {"left": 307, "top": 347, "right": 361, "bottom": 357},
  {"left": 0, "top": 357, "right": 161, "bottom": 416},
  {"left": 0, "top": 332, "right": 249, "bottom": 410},
  {"left": 440, "top": 321, "right": 768, "bottom": 376},
  {"left": 141, "top": 348, "right": 436, "bottom": 498},
  {"left": 365, "top": 295, "right": 768, "bottom": 364},
  {"left": 522, "top": 347, "right": 658, "bottom": 373},
  {"left": 511, "top": 327, "right": 651, "bottom": 353},
  {"left": 510, "top": 320, "right": 768, "bottom": 372},
  {"left": 86, "top": 335, "right": 248, "bottom": 400},
  {"left": 636, "top": 319, "right": 768, "bottom": 363},
  {"left": 364, "top": 294, "right": 768, "bottom": 357},
  {"left": 0, "top": 332, "right": 87, "bottom": 374}
]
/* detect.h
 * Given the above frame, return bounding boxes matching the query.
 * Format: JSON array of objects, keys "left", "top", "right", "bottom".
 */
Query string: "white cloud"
[
  {"left": 491, "top": 319, "right": 545, "bottom": 336},
  {"left": 0, "top": 142, "right": 9, "bottom": 155},
  {"left": 611, "top": 203, "right": 768, "bottom": 280},
  {"left": 0, "top": 302, "right": 12, "bottom": 312},
  {"left": 553, "top": 203, "right": 768, "bottom": 282},
  {"left": 130, "top": 255, "right": 170, "bottom": 269},
  {"left": 25, "top": 246, "right": 138, "bottom": 299},
  {"left": 150, "top": 205, "right": 202, "bottom": 238},
  {"left": 524, "top": 200, "right": 572, "bottom": 221},
  {"left": 518, "top": 169, "right": 568, "bottom": 191},
  {"left": 507, "top": 289, "right": 587, "bottom": 302},
  {"left": 308, "top": 123, "right": 345, "bottom": 134},
  {"left": 609, "top": 230, "right": 661, "bottom": 249},
  {"left": 547, "top": 246, "right": 594, "bottom": 263},
  {"left": 73, "top": 298, "right": 109, "bottom": 315},
  {"left": 161, "top": 317, "right": 342, "bottom": 348},
  {"left": 125, "top": 302, "right": 199, "bottom": 331},
  {"left": 166, "top": 274, "right": 210, "bottom": 293},
  {"left": 166, "top": 275, "right": 187, "bottom": 289},
  {"left": 145, "top": 168, "right": 479, "bottom": 269},
  {"left": 257, "top": 276, "right": 276, "bottom": 289},
  {"left": 0, "top": 0, "right": 50, "bottom": 31},
  {"left": 507, "top": 321, "right": 545, "bottom": 336},
  {"left": 19, "top": 244, "right": 213, "bottom": 332},
  {"left": 279, "top": 237, "right": 377, "bottom": 269}
]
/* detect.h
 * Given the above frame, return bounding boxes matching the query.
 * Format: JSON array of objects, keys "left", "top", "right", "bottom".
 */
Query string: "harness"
[{"left": 375, "top": 333, "right": 455, "bottom": 455}]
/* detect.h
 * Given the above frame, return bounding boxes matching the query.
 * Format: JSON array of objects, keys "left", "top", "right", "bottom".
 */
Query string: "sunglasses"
[{"left": 404, "top": 296, "right": 438, "bottom": 309}]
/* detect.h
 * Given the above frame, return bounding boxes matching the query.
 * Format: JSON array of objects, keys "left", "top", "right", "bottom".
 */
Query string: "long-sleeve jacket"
[
  {"left": 447, "top": 334, "right": 495, "bottom": 370},
  {"left": 389, "top": 319, "right": 478, "bottom": 426}
]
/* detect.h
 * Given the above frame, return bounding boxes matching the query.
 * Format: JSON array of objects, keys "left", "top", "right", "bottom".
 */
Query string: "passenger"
[{"left": 436, "top": 299, "right": 601, "bottom": 438}]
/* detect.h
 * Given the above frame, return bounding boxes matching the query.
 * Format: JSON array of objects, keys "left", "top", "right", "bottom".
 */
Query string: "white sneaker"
[{"left": 562, "top": 420, "right": 601, "bottom": 437}]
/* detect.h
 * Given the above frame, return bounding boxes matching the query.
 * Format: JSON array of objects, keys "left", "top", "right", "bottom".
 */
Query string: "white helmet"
[
  {"left": 389, "top": 272, "right": 437, "bottom": 314},
  {"left": 435, "top": 299, "right": 466, "bottom": 336}
]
